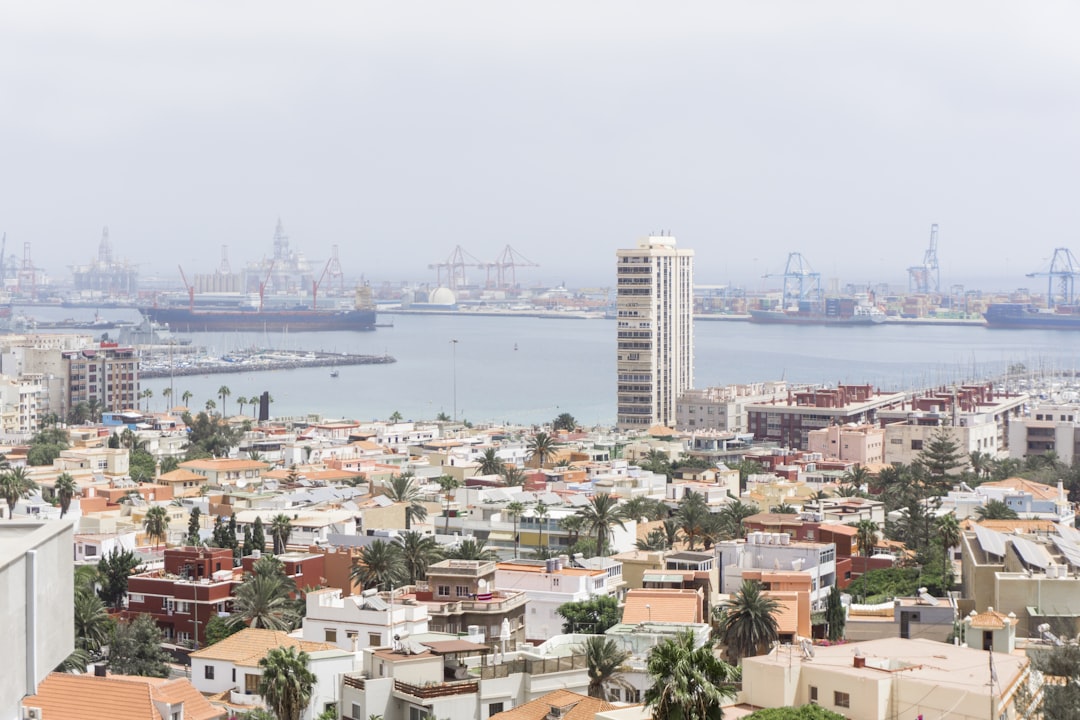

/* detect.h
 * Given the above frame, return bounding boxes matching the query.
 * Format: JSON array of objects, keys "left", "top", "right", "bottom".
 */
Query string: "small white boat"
[{"left": 330, "top": 370, "right": 340, "bottom": 378}]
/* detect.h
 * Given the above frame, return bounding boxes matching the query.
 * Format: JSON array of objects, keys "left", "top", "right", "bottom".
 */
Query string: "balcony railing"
[
  {"left": 393, "top": 678, "right": 478, "bottom": 700},
  {"left": 343, "top": 675, "right": 366, "bottom": 690},
  {"left": 426, "top": 592, "right": 527, "bottom": 616},
  {"left": 476, "top": 653, "right": 587, "bottom": 679}
]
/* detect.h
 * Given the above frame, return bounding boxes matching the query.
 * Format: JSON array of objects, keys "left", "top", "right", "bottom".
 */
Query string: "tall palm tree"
[
  {"left": 577, "top": 493, "right": 627, "bottom": 558},
  {"left": 675, "top": 490, "right": 710, "bottom": 549},
  {"left": 620, "top": 496, "right": 666, "bottom": 523},
  {"left": 435, "top": 475, "right": 461, "bottom": 534},
  {"left": 205, "top": 398, "right": 216, "bottom": 414},
  {"left": 534, "top": 501, "right": 551, "bottom": 554},
  {"left": 350, "top": 539, "right": 407, "bottom": 591},
  {"left": 717, "top": 499, "right": 757, "bottom": 540},
  {"left": 841, "top": 464, "right": 871, "bottom": 490},
  {"left": 258, "top": 646, "right": 317, "bottom": 720},
  {"left": 580, "top": 635, "right": 631, "bottom": 700},
  {"left": 477, "top": 448, "right": 503, "bottom": 476},
  {"left": 228, "top": 572, "right": 300, "bottom": 630},
  {"left": 937, "top": 509, "right": 963, "bottom": 582},
  {"left": 644, "top": 629, "right": 739, "bottom": 720},
  {"left": 527, "top": 432, "right": 557, "bottom": 468},
  {"left": 54, "top": 472, "right": 78, "bottom": 518},
  {"left": 976, "top": 499, "right": 1019, "bottom": 520},
  {"left": 851, "top": 519, "right": 880, "bottom": 557},
  {"left": 559, "top": 513, "right": 586, "bottom": 549},
  {"left": 237, "top": 396, "right": 248, "bottom": 416},
  {"left": 968, "top": 450, "right": 992, "bottom": 481},
  {"left": 505, "top": 501, "right": 526, "bottom": 557},
  {"left": 73, "top": 584, "right": 112, "bottom": 655},
  {"left": 383, "top": 473, "right": 427, "bottom": 529},
  {"left": 181, "top": 390, "right": 193, "bottom": 408},
  {"left": 445, "top": 537, "right": 498, "bottom": 561},
  {"left": 142, "top": 505, "right": 169, "bottom": 549},
  {"left": 161, "top": 387, "right": 172, "bottom": 412},
  {"left": 501, "top": 466, "right": 526, "bottom": 487},
  {"left": 1, "top": 466, "right": 37, "bottom": 519},
  {"left": 270, "top": 514, "right": 292, "bottom": 554},
  {"left": 720, "top": 580, "right": 781, "bottom": 663},
  {"left": 217, "top": 385, "right": 231, "bottom": 416},
  {"left": 394, "top": 531, "right": 444, "bottom": 585}
]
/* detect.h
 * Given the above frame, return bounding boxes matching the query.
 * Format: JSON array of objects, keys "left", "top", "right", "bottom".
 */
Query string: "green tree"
[
  {"left": 107, "top": 614, "right": 171, "bottom": 677},
  {"left": 580, "top": 635, "right": 631, "bottom": 700},
  {"left": 557, "top": 595, "right": 622, "bottom": 634},
  {"left": 825, "top": 584, "right": 845, "bottom": 642},
  {"left": 505, "top": 501, "right": 526, "bottom": 557},
  {"left": 435, "top": 475, "right": 461, "bottom": 534},
  {"left": 389, "top": 410, "right": 403, "bottom": 423},
  {"left": 527, "top": 431, "right": 557, "bottom": 467},
  {"left": 477, "top": 448, "right": 504, "bottom": 476},
  {"left": 1031, "top": 643, "right": 1080, "bottom": 720},
  {"left": 351, "top": 539, "right": 407, "bottom": 591},
  {"left": 501, "top": 466, "right": 526, "bottom": 487},
  {"left": 142, "top": 505, "right": 169, "bottom": 549},
  {"left": 845, "top": 567, "right": 921, "bottom": 604},
  {"left": 129, "top": 448, "right": 158, "bottom": 483},
  {"left": 383, "top": 473, "right": 427, "bottom": 529},
  {"left": 851, "top": 519, "right": 879, "bottom": 557},
  {"left": 73, "top": 582, "right": 112, "bottom": 655},
  {"left": 676, "top": 490, "right": 711, "bottom": 550},
  {"left": 576, "top": 493, "right": 627, "bottom": 557},
  {"left": 258, "top": 646, "right": 317, "bottom": 720},
  {"left": 27, "top": 427, "right": 69, "bottom": 467},
  {"left": 97, "top": 548, "right": 143, "bottom": 609},
  {"left": 744, "top": 707, "right": 847, "bottom": 720},
  {"left": 217, "top": 385, "right": 231, "bottom": 416},
  {"left": 620, "top": 496, "right": 668, "bottom": 523},
  {"left": 975, "top": 499, "right": 1019, "bottom": 520},
  {"left": 552, "top": 412, "right": 577, "bottom": 432},
  {"left": 228, "top": 571, "right": 300, "bottom": 631},
  {"left": 968, "top": 450, "right": 993, "bottom": 481},
  {"left": 186, "top": 507, "right": 203, "bottom": 547},
  {"left": 159, "top": 456, "right": 180, "bottom": 474},
  {"left": 445, "top": 537, "right": 498, "bottom": 561},
  {"left": 638, "top": 449, "right": 671, "bottom": 477},
  {"left": 271, "top": 513, "right": 292, "bottom": 554},
  {"left": 534, "top": 501, "right": 551, "bottom": 554},
  {"left": 770, "top": 502, "right": 797, "bottom": 515},
  {"left": 719, "top": 580, "right": 780, "bottom": 663},
  {"left": 1, "top": 466, "right": 37, "bottom": 518},
  {"left": 936, "top": 513, "right": 962, "bottom": 556},
  {"left": 914, "top": 427, "right": 966, "bottom": 495},
  {"left": 717, "top": 500, "right": 757, "bottom": 541},
  {"left": 644, "top": 629, "right": 740, "bottom": 720},
  {"left": 54, "top": 472, "right": 78, "bottom": 518},
  {"left": 204, "top": 614, "right": 243, "bottom": 646},
  {"left": 394, "top": 531, "right": 444, "bottom": 584},
  {"left": 252, "top": 515, "right": 266, "bottom": 552}
]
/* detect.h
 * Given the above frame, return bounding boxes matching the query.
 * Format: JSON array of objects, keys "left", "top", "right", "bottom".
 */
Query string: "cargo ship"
[
  {"left": 749, "top": 298, "right": 885, "bottom": 326},
  {"left": 983, "top": 303, "right": 1080, "bottom": 330}
]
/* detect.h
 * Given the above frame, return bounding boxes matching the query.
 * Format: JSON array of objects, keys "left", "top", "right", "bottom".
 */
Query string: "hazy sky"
[{"left": 3, "top": 2, "right": 1079, "bottom": 292}]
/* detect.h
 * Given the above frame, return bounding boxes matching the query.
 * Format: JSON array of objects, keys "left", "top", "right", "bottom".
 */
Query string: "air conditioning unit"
[{"left": 23, "top": 707, "right": 42, "bottom": 720}]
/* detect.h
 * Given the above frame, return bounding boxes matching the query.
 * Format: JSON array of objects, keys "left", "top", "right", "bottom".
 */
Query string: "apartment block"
[{"left": 746, "top": 385, "right": 905, "bottom": 450}]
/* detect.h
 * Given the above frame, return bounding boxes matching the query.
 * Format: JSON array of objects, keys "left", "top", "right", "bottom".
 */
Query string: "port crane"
[
  {"left": 764, "top": 252, "right": 822, "bottom": 310},
  {"left": 429, "top": 245, "right": 486, "bottom": 291},
  {"left": 485, "top": 245, "right": 539, "bottom": 290},
  {"left": 177, "top": 265, "right": 196, "bottom": 311},
  {"left": 312, "top": 246, "right": 345, "bottom": 311},
  {"left": 907, "top": 224, "right": 940, "bottom": 294},
  {"left": 1026, "top": 247, "right": 1080, "bottom": 306}
]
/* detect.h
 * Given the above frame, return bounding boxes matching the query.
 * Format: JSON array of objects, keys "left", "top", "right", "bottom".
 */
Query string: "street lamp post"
[{"left": 450, "top": 339, "right": 458, "bottom": 422}]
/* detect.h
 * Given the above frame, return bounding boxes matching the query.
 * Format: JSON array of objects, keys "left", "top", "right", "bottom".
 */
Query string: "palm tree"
[
  {"left": 937, "top": 509, "right": 963, "bottom": 582},
  {"left": 258, "top": 646, "right": 317, "bottom": 720},
  {"left": 620, "top": 496, "right": 666, "bottom": 523},
  {"left": 719, "top": 580, "right": 781, "bottom": 663},
  {"left": 577, "top": 493, "right": 627, "bottom": 558},
  {"left": 968, "top": 450, "right": 992, "bottom": 481},
  {"left": 350, "top": 539, "right": 407, "bottom": 591},
  {"left": 580, "top": 635, "right": 631, "bottom": 700},
  {"left": 445, "top": 537, "right": 498, "bottom": 561},
  {"left": 534, "top": 501, "right": 551, "bottom": 554},
  {"left": 501, "top": 466, "right": 526, "bottom": 487},
  {"left": 1, "top": 466, "right": 37, "bottom": 519},
  {"left": 477, "top": 448, "right": 503, "bottom": 476},
  {"left": 644, "top": 629, "right": 740, "bottom": 720},
  {"left": 161, "top": 387, "right": 172, "bottom": 411},
  {"left": 383, "top": 473, "right": 427, "bottom": 529},
  {"left": 842, "top": 464, "right": 871, "bottom": 491},
  {"left": 205, "top": 398, "right": 216, "bottom": 414},
  {"left": 675, "top": 490, "right": 710, "bottom": 549},
  {"left": 181, "top": 390, "right": 193, "bottom": 408},
  {"left": 505, "top": 501, "right": 526, "bottom": 557},
  {"left": 228, "top": 572, "right": 300, "bottom": 630},
  {"left": 527, "top": 432, "right": 557, "bottom": 467},
  {"left": 73, "top": 584, "right": 112, "bottom": 655},
  {"left": 217, "top": 385, "right": 231, "bottom": 416},
  {"left": 717, "top": 499, "right": 757, "bottom": 540},
  {"left": 435, "top": 475, "right": 461, "bottom": 534},
  {"left": 237, "top": 396, "right": 248, "bottom": 416},
  {"left": 559, "top": 513, "right": 586, "bottom": 549},
  {"left": 770, "top": 502, "right": 797, "bottom": 515},
  {"left": 54, "top": 472, "right": 78, "bottom": 518},
  {"left": 851, "top": 519, "right": 880, "bottom": 557},
  {"left": 394, "top": 531, "right": 444, "bottom": 585},
  {"left": 143, "top": 505, "right": 169, "bottom": 549},
  {"left": 976, "top": 499, "right": 1019, "bottom": 520},
  {"left": 270, "top": 514, "right": 292, "bottom": 554}
]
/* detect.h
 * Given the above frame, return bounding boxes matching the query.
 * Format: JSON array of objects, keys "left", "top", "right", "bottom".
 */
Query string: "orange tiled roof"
[
  {"left": 24, "top": 673, "right": 226, "bottom": 720},
  {"left": 979, "top": 477, "right": 1060, "bottom": 500},
  {"left": 179, "top": 459, "right": 269, "bottom": 471},
  {"left": 969, "top": 609, "right": 1010, "bottom": 629},
  {"left": 188, "top": 627, "right": 337, "bottom": 667},
  {"left": 622, "top": 588, "right": 703, "bottom": 624},
  {"left": 490, "top": 689, "right": 617, "bottom": 720}
]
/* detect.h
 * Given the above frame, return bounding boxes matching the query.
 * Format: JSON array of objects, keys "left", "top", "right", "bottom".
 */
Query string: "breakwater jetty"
[{"left": 140, "top": 349, "right": 395, "bottom": 379}]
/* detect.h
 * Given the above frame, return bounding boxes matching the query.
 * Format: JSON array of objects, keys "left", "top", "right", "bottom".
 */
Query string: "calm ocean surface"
[
  {"left": 18, "top": 306, "right": 1080, "bottom": 425},
  {"left": 127, "top": 314, "right": 1080, "bottom": 426}
]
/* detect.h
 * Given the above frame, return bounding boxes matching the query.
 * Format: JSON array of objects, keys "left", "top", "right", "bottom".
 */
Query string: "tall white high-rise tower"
[{"left": 616, "top": 234, "right": 694, "bottom": 430}]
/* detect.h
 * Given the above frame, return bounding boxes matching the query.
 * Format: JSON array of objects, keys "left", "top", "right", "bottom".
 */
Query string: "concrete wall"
[{"left": 0, "top": 520, "right": 75, "bottom": 720}]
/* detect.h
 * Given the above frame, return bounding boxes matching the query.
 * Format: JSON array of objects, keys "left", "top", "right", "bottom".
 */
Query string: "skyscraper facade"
[{"left": 616, "top": 235, "right": 694, "bottom": 430}]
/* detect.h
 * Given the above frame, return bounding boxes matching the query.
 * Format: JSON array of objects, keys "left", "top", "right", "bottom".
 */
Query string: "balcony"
[
  {"left": 476, "top": 654, "right": 587, "bottom": 679},
  {"left": 393, "top": 678, "right": 478, "bottom": 700},
  {"left": 230, "top": 690, "right": 263, "bottom": 706},
  {"left": 425, "top": 591, "right": 527, "bottom": 617}
]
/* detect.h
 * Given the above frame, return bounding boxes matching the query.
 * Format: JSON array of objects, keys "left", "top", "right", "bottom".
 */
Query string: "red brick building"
[
  {"left": 746, "top": 384, "right": 906, "bottom": 450},
  {"left": 127, "top": 547, "right": 238, "bottom": 647}
]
